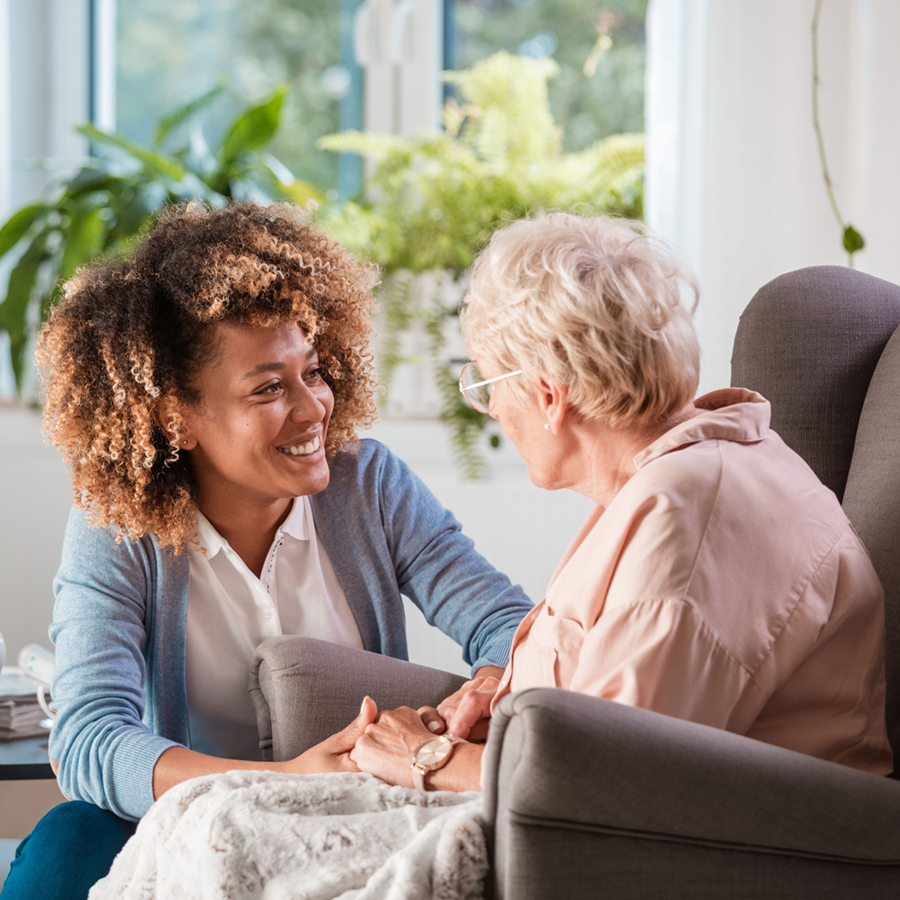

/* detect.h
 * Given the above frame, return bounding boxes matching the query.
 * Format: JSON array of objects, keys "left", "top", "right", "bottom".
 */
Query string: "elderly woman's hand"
[
  {"left": 349, "top": 706, "right": 434, "bottom": 788},
  {"left": 352, "top": 704, "right": 486, "bottom": 792},
  {"left": 417, "top": 672, "right": 502, "bottom": 741}
]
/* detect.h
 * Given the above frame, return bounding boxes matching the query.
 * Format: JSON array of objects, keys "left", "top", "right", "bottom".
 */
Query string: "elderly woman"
[
  {"left": 2, "top": 202, "right": 531, "bottom": 900},
  {"left": 350, "top": 212, "right": 892, "bottom": 792}
]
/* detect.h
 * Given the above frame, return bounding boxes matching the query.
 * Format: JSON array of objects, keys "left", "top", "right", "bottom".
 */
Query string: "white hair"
[{"left": 461, "top": 212, "right": 700, "bottom": 429}]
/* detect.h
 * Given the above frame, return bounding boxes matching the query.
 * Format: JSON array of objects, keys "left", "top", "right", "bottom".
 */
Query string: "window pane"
[
  {"left": 451, "top": 0, "right": 648, "bottom": 151},
  {"left": 115, "top": 0, "right": 358, "bottom": 196}
]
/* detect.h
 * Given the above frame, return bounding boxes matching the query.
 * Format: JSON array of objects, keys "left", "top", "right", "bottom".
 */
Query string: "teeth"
[{"left": 279, "top": 435, "right": 320, "bottom": 457}]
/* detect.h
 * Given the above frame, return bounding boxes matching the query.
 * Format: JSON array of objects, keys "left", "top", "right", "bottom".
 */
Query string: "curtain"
[{"left": 646, "top": 0, "right": 900, "bottom": 392}]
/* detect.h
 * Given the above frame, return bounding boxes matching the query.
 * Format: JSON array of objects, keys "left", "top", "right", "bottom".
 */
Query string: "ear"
[
  {"left": 533, "top": 374, "right": 569, "bottom": 435},
  {"left": 155, "top": 396, "right": 198, "bottom": 451}
]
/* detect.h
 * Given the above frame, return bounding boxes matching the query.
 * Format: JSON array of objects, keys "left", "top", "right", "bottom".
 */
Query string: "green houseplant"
[
  {"left": 317, "top": 51, "right": 644, "bottom": 477},
  {"left": 0, "top": 84, "right": 318, "bottom": 391}
]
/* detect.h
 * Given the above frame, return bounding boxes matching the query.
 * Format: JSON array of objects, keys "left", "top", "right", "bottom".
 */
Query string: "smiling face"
[{"left": 178, "top": 321, "right": 334, "bottom": 522}]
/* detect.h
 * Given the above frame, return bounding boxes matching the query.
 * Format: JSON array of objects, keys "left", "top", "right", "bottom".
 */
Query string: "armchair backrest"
[{"left": 731, "top": 265, "right": 900, "bottom": 767}]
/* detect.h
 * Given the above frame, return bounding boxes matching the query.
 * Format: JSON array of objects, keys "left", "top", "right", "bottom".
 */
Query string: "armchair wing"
[{"left": 484, "top": 688, "right": 900, "bottom": 900}]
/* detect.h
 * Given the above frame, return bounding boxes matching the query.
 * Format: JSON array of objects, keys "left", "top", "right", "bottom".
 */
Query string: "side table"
[
  {"left": 0, "top": 734, "right": 54, "bottom": 780},
  {"left": 0, "top": 734, "right": 55, "bottom": 883}
]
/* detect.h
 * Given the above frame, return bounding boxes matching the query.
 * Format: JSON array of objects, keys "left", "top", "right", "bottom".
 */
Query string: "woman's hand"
[
  {"left": 418, "top": 670, "right": 503, "bottom": 741},
  {"left": 349, "top": 706, "right": 433, "bottom": 788},
  {"left": 283, "top": 696, "right": 378, "bottom": 776},
  {"left": 352, "top": 705, "right": 486, "bottom": 793}
]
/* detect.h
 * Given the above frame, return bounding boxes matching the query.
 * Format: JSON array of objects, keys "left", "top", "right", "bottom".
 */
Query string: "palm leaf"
[
  {"left": 219, "top": 85, "right": 286, "bottom": 166},
  {"left": 77, "top": 124, "right": 186, "bottom": 180},
  {"left": 154, "top": 82, "right": 225, "bottom": 147},
  {"left": 59, "top": 204, "right": 106, "bottom": 283},
  {"left": 1, "top": 228, "right": 53, "bottom": 384},
  {"left": 0, "top": 203, "right": 48, "bottom": 260}
]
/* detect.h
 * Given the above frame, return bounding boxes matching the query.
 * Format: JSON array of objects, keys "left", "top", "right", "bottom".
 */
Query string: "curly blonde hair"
[
  {"left": 462, "top": 212, "right": 700, "bottom": 429},
  {"left": 37, "top": 201, "right": 378, "bottom": 553}
]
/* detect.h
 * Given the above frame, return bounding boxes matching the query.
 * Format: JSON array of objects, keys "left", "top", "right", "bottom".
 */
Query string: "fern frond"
[
  {"left": 445, "top": 51, "right": 561, "bottom": 169},
  {"left": 564, "top": 133, "right": 645, "bottom": 196},
  {"left": 424, "top": 307, "right": 490, "bottom": 479},
  {"left": 374, "top": 270, "right": 417, "bottom": 397},
  {"left": 446, "top": 414, "right": 489, "bottom": 481},
  {"left": 316, "top": 131, "right": 412, "bottom": 159}
]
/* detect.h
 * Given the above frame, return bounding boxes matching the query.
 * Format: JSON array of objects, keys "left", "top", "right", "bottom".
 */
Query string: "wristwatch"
[{"left": 410, "top": 733, "right": 462, "bottom": 791}]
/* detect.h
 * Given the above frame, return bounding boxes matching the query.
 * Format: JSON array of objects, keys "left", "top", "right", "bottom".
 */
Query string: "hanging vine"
[{"left": 811, "top": 0, "right": 865, "bottom": 267}]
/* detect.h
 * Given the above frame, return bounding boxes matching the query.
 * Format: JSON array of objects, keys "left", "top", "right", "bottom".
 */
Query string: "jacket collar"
[{"left": 634, "top": 388, "right": 771, "bottom": 470}]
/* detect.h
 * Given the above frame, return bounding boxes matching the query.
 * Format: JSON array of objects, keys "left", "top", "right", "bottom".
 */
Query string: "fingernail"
[
  {"left": 360, "top": 696, "right": 369, "bottom": 715},
  {"left": 427, "top": 721, "right": 441, "bottom": 732}
]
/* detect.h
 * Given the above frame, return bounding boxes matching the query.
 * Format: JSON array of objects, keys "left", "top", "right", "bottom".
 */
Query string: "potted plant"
[
  {"left": 316, "top": 51, "right": 644, "bottom": 477},
  {"left": 0, "top": 84, "right": 318, "bottom": 394}
]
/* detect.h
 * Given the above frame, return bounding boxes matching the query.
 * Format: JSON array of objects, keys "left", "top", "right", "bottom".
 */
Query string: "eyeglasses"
[{"left": 458, "top": 362, "right": 523, "bottom": 414}]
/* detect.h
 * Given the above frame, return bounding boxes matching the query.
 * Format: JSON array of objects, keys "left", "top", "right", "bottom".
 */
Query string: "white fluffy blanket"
[{"left": 88, "top": 771, "right": 486, "bottom": 900}]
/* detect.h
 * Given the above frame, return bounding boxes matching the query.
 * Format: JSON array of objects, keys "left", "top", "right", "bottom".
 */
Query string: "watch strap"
[{"left": 411, "top": 760, "right": 429, "bottom": 792}]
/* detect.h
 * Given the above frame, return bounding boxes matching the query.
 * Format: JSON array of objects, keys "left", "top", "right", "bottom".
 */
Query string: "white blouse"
[{"left": 185, "top": 496, "right": 364, "bottom": 760}]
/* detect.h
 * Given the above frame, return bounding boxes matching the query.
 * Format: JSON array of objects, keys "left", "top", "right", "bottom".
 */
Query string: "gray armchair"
[{"left": 250, "top": 266, "right": 900, "bottom": 898}]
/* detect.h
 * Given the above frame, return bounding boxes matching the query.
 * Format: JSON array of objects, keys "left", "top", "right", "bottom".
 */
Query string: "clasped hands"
[{"left": 289, "top": 672, "right": 502, "bottom": 791}]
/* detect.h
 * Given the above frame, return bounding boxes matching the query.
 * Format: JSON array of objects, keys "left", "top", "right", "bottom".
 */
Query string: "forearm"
[
  {"left": 426, "top": 742, "right": 484, "bottom": 793},
  {"left": 151, "top": 699, "right": 376, "bottom": 799},
  {"left": 383, "top": 451, "right": 531, "bottom": 668},
  {"left": 151, "top": 745, "right": 318, "bottom": 799}
]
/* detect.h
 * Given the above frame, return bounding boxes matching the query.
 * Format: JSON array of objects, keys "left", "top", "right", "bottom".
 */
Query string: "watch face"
[{"left": 414, "top": 735, "right": 454, "bottom": 770}]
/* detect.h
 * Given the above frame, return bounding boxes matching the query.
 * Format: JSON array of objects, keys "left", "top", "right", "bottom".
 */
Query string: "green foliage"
[
  {"left": 319, "top": 52, "right": 643, "bottom": 275},
  {"left": 115, "top": 0, "right": 346, "bottom": 194},
  {"left": 454, "top": 0, "right": 649, "bottom": 152},
  {"left": 843, "top": 225, "right": 865, "bottom": 255},
  {"left": 812, "top": 0, "right": 865, "bottom": 267},
  {"left": 316, "top": 51, "right": 644, "bottom": 476},
  {"left": 0, "top": 86, "right": 319, "bottom": 390}
]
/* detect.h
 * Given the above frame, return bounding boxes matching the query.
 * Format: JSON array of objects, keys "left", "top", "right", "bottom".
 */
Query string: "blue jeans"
[{"left": 1, "top": 802, "right": 136, "bottom": 899}]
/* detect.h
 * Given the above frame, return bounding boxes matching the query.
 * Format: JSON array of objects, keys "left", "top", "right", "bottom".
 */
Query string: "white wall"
[
  {"left": 646, "top": 0, "right": 900, "bottom": 394},
  {"left": 0, "top": 407, "right": 72, "bottom": 662}
]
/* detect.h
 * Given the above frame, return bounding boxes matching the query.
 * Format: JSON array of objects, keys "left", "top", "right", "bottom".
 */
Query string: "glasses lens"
[{"left": 461, "top": 363, "right": 492, "bottom": 413}]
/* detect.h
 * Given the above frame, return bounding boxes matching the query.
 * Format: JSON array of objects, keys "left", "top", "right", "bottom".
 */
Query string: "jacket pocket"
[{"left": 528, "top": 608, "right": 586, "bottom": 688}]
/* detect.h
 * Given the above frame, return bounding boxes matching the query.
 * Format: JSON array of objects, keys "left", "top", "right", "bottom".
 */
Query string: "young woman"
[{"left": 1, "top": 202, "right": 532, "bottom": 899}]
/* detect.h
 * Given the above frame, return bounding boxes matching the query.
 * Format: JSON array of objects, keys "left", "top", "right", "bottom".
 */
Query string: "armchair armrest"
[
  {"left": 250, "top": 636, "right": 467, "bottom": 761},
  {"left": 483, "top": 689, "right": 900, "bottom": 899}
]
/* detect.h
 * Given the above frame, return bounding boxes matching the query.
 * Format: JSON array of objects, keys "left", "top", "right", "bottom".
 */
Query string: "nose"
[{"left": 288, "top": 382, "right": 326, "bottom": 423}]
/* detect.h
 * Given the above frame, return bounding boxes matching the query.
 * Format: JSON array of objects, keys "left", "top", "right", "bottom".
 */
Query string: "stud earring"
[{"left": 544, "top": 423, "right": 550, "bottom": 431}]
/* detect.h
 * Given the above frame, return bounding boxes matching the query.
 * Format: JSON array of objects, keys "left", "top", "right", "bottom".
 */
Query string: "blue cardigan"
[{"left": 48, "top": 440, "right": 533, "bottom": 820}]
